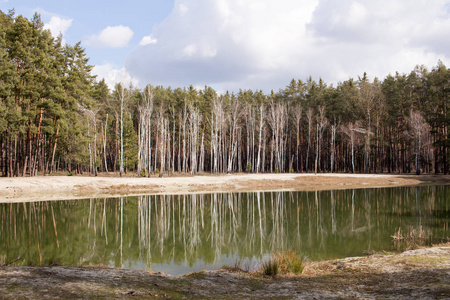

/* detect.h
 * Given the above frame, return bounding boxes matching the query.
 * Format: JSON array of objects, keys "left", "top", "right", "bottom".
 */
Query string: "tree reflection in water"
[{"left": 0, "top": 186, "right": 448, "bottom": 274}]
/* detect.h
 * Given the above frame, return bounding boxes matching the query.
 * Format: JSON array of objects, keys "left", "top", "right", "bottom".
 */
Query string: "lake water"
[{"left": 0, "top": 185, "right": 448, "bottom": 274}]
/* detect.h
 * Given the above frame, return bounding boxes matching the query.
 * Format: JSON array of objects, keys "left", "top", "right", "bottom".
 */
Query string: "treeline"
[{"left": 1, "top": 11, "right": 449, "bottom": 177}]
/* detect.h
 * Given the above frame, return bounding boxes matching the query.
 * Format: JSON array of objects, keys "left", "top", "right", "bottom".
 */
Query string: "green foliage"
[
  {"left": 140, "top": 168, "right": 148, "bottom": 177},
  {"left": 123, "top": 114, "right": 138, "bottom": 171}
]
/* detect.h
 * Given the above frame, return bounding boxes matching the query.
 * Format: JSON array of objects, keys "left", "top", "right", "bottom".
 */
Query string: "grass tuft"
[
  {"left": 261, "top": 250, "right": 304, "bottom": 276},
  {"left": 262, "top": 257, "right": 279, "bottom": 276}
]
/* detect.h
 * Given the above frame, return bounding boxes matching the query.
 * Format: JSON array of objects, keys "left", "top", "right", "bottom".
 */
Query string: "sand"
[
  {"left": 1, "top": 245, "right": 449, "bottom": 299},
  {"left": 1, "top": 173, "right": 449, "bottom": 202}
]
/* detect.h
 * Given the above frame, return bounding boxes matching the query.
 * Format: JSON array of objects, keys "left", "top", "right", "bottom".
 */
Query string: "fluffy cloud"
[
  {"left": 139, "top": 35, "right": 158, "bottom": 46},
  {"left": 87, "top": 25, "right": 134, "bottom": 48},
  {"left": 43, "top": 16, "right": 73, "bottom": 41},
  {"left": 126, "top": 0, "right": 450, "bottom": 92},
  {"left": 92, "top": 63, "right": 139, "bottom": 88}
]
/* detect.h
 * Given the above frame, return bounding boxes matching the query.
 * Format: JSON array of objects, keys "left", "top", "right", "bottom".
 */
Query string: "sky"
[{"left": 1, "top": 0, "right": 450, "bottom": 93}]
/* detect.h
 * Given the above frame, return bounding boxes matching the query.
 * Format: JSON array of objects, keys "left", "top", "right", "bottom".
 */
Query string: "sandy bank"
[
  {"left": 1, "top": 245, "right": 449, "bottom": 299},
  {"left": 1, "top": 173, "right": 449, "bottom": 202}
]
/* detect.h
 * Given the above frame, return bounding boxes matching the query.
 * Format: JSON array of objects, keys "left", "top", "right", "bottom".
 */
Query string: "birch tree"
[
  {"left": 293, "top": 104, "right": 302, "bottom": 172},
  {"left": 228, "top": 95, "right": 240, "bottom": 173},
  {"left": 407, "top": 110, "right": 431, "bottom": 175},
  {"left": 359, "top": 76, "right": 384, "bottom": 173},
  {"left": 137, "top": 86, "right": 154, "bottom": 176},
  {"left": 306, "top": 108, "right": 314, "bottom": 172},
  {"left": 102, "top": 114, "right": 108, "bottom": 173},
  {"left": 267, "top": 99, "right": 287, "bottom": 172},
  {"left": 256, "top": 103, "right": 265, "bottom": 173},
  {"left": 341, "top": 121, "right": 361, "bottom": 173},
  {"left": 189, "top": 105, "right": 201, "bottom": 174},
  {"left": 315, "top": 106, "right": 328, "bottom": 173},
  {"left": 114, "top": 83, "right": 127, "bottom": 177}
]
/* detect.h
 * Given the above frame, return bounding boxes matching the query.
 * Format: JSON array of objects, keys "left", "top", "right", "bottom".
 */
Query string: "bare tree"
[
  {"left": 244, "top": 103, "right": 256, "bottom": 172},
  {"left": 306, "top": 108, "right": 314, "bottom": 172},
  {"left": 182, "top": 103, "right": 188, "bottom": 173},
  {"left": 189, "top": 105, "right": 201, "bottom": 175},
  {"left": 407, "top": 110, "right": 431, "bottom": 175},
  {"left": 157, "top": 108, "right": 168, "bottom": 178},
  {"left": 330, "top": 117, "right": 340, "bottom": 173},
  {"left": 79, "top": 105, "right": 100, "bottom": 176},
  {"left": 211, "top": 97, "right": 224, "bottom": 173},
  {"left": 138, "top": 86, "right": 154, "bottom": 176},
  {"left": 359, "top": 77, "right": 384, "bottom": 173},
  {"left": 315, "top": 106, "right": 328, "bottom": 173},
  {"left": 256, "top": 103, "right": 265, "bottom": 173},
  {"left": 341, "top": 121, "right": 362, "bottom": 173},
  {"left": 267, "top": 99, "right": 288, "bottom": 172},
  {"left": 114, "top": 83, "right": 127, "bottom": 177},
  {"left": 228, "top": 96, "right": 240, "bottom": 173},
  {"left": 293, "top": 104, "right": 302, "bottom": 172}
]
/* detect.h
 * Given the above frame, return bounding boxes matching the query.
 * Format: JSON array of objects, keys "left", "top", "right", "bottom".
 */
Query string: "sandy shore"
[
  {"left": 1, "top": 245, "right": 449, "bottom": 299},
  {"left": 1, "top": 173, "right": 449, "bottom": 203}
]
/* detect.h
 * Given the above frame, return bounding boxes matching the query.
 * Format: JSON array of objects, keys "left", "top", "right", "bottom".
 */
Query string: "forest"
[{"left": 1, "top": 11, "right": 449, "bottom": 177}]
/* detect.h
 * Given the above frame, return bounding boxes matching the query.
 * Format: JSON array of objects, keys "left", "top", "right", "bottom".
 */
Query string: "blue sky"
[{"left": 1, "top": 0, "right": 450, "bottom": 93}]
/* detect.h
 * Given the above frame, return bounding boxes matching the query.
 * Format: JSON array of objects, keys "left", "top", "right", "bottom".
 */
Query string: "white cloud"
[
  {"left": 44, "top": 16, "right": 73, "bottom": 38},
  {"left": 179, "top": 3, "right": 189, "bottom": 15},
  {"left": 92, "top": 64, "right": 139, "bottom": 88},
  {"left": 86, "top": 25, "right": 134, "bottom": 48},
  {"left": 125, "top": 0, "right": 450, "bottom": 92},
  {"left": 139, "top": 35, "right": 158, "bottom": 46}
]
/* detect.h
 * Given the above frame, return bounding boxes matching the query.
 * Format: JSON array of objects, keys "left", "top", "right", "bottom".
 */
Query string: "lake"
[{"left": 0, "top": 185, "right": 448, "bottom": 274}]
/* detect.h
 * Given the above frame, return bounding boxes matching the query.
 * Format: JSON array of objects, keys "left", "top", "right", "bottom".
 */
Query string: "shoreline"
[
  {"left": 1, "top": 245, "right": 449, "bottom": 299},
  {"left": 1, "top": 173, "right": 450, "bottom": 203}
]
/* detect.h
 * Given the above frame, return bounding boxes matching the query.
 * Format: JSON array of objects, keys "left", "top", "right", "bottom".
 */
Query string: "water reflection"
[{"left": 0, "top": 186, "right": 448, "bottom": 274}]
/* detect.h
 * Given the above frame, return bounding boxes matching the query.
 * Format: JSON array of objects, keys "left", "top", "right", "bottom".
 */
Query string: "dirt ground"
[
  {"left": 1, "top": 245, "right": 449, "bottom": 299},
  {"left": 1, "top": 173, "right": 449, "bottom": 203}
]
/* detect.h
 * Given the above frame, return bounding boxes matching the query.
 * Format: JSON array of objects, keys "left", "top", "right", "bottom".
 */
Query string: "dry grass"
[
  {"left": 261, "top": 250, "right": 305, "bottom": 276},
  {"left": 392, "top": 225, "right": 433, "bottom": 250}
]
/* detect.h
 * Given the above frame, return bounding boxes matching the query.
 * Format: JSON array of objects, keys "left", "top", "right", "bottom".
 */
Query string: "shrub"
[{"left": 139, "top": 168, "right": 148, "bottom": 177}]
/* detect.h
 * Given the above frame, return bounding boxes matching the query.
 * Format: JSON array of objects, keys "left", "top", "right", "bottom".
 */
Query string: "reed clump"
[
  {"left": 392, "top": 225, "right": 432, "bottom": 250},
  {"left": 261, "top": 250, "right": 304, "bottom": 276}
]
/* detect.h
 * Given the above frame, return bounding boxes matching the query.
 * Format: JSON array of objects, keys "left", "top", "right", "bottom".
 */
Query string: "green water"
[{"left": 1, "top": 185, "right": 448, "bottom": 274}]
